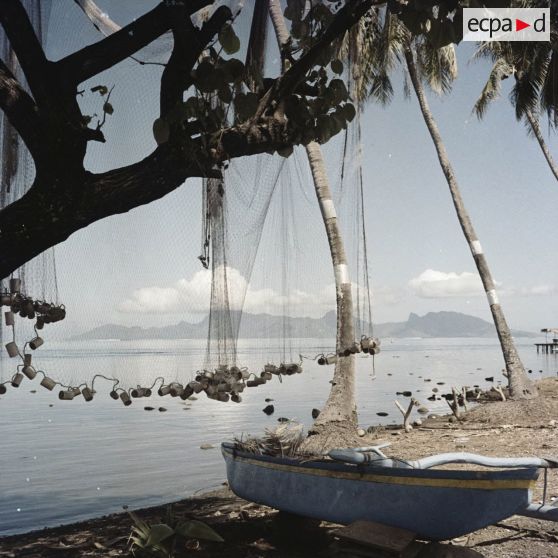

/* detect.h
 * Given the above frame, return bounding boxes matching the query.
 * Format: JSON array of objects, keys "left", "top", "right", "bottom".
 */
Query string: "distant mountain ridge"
[{"left": 71, "top": 311, "right": 535, "bottom": 341}]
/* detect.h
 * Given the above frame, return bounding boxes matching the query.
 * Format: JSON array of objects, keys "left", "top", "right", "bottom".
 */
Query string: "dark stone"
[
  {"left": 311, "top": 408, "right": 320, "bottom": 419},
  {"left": 263, "top": 404, "right": 275, "bottom": 415}
]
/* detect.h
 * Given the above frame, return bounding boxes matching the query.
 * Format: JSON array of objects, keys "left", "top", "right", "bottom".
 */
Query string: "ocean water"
[{"left": 0, "top": 336, "right": 555, "bottom": 535}]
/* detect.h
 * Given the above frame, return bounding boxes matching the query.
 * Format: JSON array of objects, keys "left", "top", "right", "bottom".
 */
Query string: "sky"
[{"left": 34, "top": 0, "right": 558, "bottom": 336}]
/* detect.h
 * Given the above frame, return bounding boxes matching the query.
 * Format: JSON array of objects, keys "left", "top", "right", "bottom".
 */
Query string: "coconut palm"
[
  {"left": 354, "top": 11, "right": 536, "bottom": 399},
  {"left": 474, "top": 40, "right": 558, "bottom": 182},
  {"left": 268, "top": 0, "right": 359, "bottom": 452}
]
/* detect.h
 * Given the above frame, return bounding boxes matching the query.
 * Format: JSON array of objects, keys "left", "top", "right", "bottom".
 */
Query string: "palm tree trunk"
[
  {"left": 525, "top": 110, "right": 558, "bottom": 182},
  {"left": 404, "top": 47, "right": 536, "bottom": 399},
  {"left": 268, "top": 0, "right": 358, "bottom": 450}
]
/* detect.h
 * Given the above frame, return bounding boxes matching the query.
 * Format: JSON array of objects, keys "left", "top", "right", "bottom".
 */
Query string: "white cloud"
[
  {"left": 517, "top": 284, "right": 556, "bottom": 296},
  {"left": 118, "top": 269, "right": 213, "bottom": 314},
  {"left": 409, "top": 269, "right": 485, "bottom": 298},
  {"left": 117, "top": 267, "right": 337, "bottom": 317}
]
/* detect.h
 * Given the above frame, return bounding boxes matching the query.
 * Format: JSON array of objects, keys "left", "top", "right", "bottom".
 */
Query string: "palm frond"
[
  {"left": 416, "top": 41, "right": 457, "bottom": 95},
  {"left": 474, "top": 59, "right": 514, "bottom": 119},
  {"left": 541, "top": 47, "right": 558, "bottom": 128}
]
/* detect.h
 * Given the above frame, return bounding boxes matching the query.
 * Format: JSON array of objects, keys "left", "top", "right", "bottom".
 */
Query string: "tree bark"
[
  {"left": 268, "top": 0, "right": 358, "bottom": 453},
  {"left": 525, "top": 110, "right": 558, "bottom": 183},
  {"left": 404, "top": 47, "right": 537, "bottom": 400}
]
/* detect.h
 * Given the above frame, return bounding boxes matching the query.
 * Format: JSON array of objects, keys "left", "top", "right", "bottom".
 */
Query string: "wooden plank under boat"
[{"left": 222, "top": 443, "right": 553, "bottom": 540}]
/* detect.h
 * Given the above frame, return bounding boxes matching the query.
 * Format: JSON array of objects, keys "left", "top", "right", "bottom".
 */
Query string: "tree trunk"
[
  {"left": 268, "top": 0, "right": 358, "bottom": 452},
  {"left": 525, "top": 110, "right": 558, "bottom": 183},
  {"left": 404, "top": 47, "right": 537, "bottom": 400}
]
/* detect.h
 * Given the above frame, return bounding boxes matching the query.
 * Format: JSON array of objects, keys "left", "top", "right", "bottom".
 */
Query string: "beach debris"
[
  {"left": 144, "top": 406, "right": 155, "bottom": 411},
  {"left": 277, "top": 417, "right": 289, "bottom": 423},
  {"left": 312, "top": 408, "right": 320, "bottom": 419},
  {"left": 395, "top": 398, "right": 418, "bottom": 432},
  {"left": 376, "top": 412, "right": 388, "bottom": 417},
  {"left": 234, "top": 422, "right": 304, "bottom": 457},
  {"left": 263, "top": 404, "right": 275, "bottom": 416},
  {"left": 357, "top": 428, "right": 366, "bottom": 437},
  {"left": 200, "top": 444, "right": 215, "bottom": 450},
  {"left": 127, "top": 506, "right": 223, "bottom": 557},
  {"left": 158, "top": 407, "right": 167, "bottom": 412}
]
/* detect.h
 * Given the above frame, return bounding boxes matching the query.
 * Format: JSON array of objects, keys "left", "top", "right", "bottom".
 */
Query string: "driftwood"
[
  {"left": 494, "top": 385, "right": 507, "bottom": 402},
  {"left": 395, "top": 398, "right": 416, "bottom": 432},
  {"left": 446, "top": 388, "right": 462, "bottom": 421}
]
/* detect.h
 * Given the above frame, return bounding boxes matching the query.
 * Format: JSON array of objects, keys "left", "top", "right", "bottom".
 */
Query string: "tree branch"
[
  {"left": 160, "top": 6, "right": 231, "bottom": 117},
  {"left": 253, "top": 0, "right": 376, "bottom": 121},
  {"left": 58, "top": 2, "right": 174, "bottom": 86},
  {"left": 0, "top": 0, "right": 381, "bottom": 278},
  {"left": 0, "top": 58, "right": 41, "bottom": 159},
  {"left": 0, "top": 0, "right": 50, "bottom": 104}
]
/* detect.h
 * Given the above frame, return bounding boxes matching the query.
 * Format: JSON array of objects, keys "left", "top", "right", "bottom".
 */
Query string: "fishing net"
[
  {"left": 0, "top": 1, "right": 60, "bottom": 381},
  {"left": 0, "top": 0, "right": 376, "bottom": 404}
]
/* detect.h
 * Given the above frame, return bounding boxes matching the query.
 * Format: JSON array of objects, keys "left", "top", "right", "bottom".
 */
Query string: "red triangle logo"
[{"left": 516, "top": 19, "right": 530, "bottom": 31}]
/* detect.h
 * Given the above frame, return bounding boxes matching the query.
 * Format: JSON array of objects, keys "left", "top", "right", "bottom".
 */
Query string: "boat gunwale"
[{"left": 221, "top": 443, "right": 540, "bottom": 484}]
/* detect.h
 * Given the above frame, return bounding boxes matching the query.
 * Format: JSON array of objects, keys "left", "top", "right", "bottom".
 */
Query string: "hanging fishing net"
[
  {"left": 0, "top": 0, "right": 378, "bottom": 406},
  {"left": 0, "top": 1, "right": 62, "bottom": 383}
]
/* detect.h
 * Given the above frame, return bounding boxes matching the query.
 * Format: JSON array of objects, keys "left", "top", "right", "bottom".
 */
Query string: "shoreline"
[{"left": 1, "top": 379, "right": 557, "bottom": 557}]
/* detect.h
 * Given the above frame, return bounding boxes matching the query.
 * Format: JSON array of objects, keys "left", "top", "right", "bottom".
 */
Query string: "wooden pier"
[
  {"left": 535, "top": 342, "right": 558, "bottom": 354},
  {"left": 537, "top": 329, "right": 558, "bottom": 353}
]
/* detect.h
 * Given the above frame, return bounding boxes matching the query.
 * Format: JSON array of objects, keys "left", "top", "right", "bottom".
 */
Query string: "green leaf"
[
  {"left": 194, "top": 60, "right": 223, "bottom": 92},
  {"left": 234, "top": 92, "right": 259, "bottom": 121},
  {"left": 330, "top": 59, "right": 344, "bottom": 75},
  {"left": 218, "top": 85, "right": 233, "bottom": 104},
  {"left": 146, "top": 524, "right": 175, "bottom": 547},
  {"left": 219, "top": 24, "right": 240, "bottom": 55},
  {"left": 222, "top": 58, "right": 245, "bottom": 83},
  {"left": 328, "top": 79, "right": 349, "bottom": 104},
  {"left": 277, "top": 145, "right": 293, "bottom": 158},
  {"left": 342, "top": 102, "right": 356, "bottom": 123},
  {"left": 153, "top": 118, "right": 170, "bottom": 145},
  {"left": 91, "top": 85, "right": 108, "bottom": 95},
  {"left": 176, "top": 520, "right": 224, "bottom": 542},
  {"left": 291, "top": 20, "right": 308, "bottom": 39}
]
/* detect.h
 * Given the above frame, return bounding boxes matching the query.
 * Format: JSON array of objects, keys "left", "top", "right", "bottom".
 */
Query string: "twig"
[
  {"left": 461, "top": 386, "right": 468, "bottom": 411},
  {"left": 494, "top": 385, "right": 506, "bottom": 401},
  {"left": 395, "top": 397, "right": 415, "bottom": 432},
  {"left": 446, "top": 389, "right": 461, "bottom": 421}
]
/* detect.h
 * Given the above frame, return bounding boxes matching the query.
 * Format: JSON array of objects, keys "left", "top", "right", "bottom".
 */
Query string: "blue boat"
[{"left": 222, "top": 443, "right": 558, "bottom": 540}]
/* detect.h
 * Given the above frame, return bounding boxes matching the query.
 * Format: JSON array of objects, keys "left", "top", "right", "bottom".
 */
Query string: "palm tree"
[
  {"left": 474, "top": 40, "right": 558, "bottom": 182},
  {"left": 356, "top": 11, "right": 536, "bottom": 399},
  {"left": 268, "top": 0, "right": 359, "bottom": 452}
]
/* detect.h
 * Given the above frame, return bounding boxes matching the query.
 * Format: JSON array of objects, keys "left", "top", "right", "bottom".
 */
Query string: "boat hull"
[{"left": 222, "top": 444, "right": 539, "bottom": 540}]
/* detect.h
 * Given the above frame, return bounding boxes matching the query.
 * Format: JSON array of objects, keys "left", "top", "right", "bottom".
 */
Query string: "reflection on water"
[{"left": 0, "top": 337, "right": 555, "bottom": 535}]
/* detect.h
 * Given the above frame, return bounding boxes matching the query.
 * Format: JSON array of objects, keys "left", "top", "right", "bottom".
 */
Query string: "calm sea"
[{"left": 0, "top": 336, "right": 555, "bottom": 535}]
